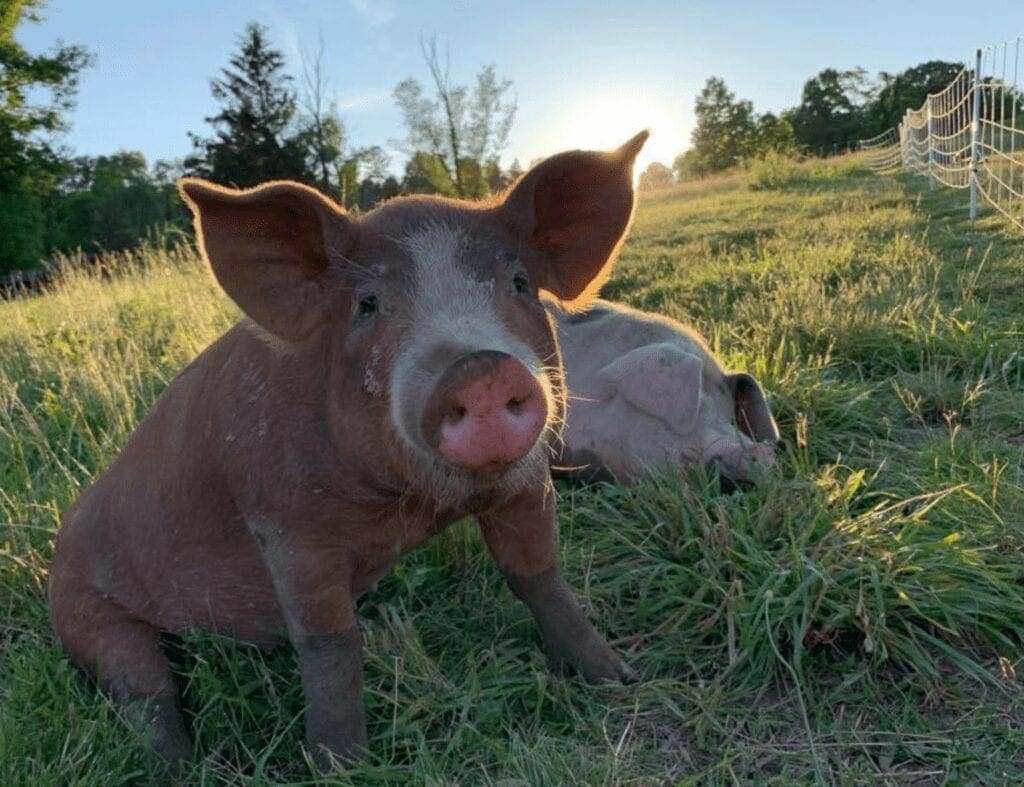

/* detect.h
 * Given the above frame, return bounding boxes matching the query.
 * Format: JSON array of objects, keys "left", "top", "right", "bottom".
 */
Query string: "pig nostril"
[
  {"left": 506, "top": 396, "right": 524, "bottom": 414},
  {"left": 443, "top": 404, "right": 467, "bottom": 426}
]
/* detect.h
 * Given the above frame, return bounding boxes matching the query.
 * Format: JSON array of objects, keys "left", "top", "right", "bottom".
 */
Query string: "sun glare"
[{"left": 539, "top": 87, "right": 688, "bottom": 176}]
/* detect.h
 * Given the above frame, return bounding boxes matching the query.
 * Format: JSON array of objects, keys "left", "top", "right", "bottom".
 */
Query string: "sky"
[{"left": 15, "top": 1, "right": 1024, "bottom": 177}]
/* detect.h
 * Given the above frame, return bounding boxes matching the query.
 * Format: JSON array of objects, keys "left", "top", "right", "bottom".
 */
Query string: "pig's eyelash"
[
  {"left": 344, "top": 266, "right": 380, "bottom": 288},
  {"left": 325, "top": 242, "right": 357, "bottom": 266},
  {"left": 325, "top": 247, "right": 370, "bottom": 288}
]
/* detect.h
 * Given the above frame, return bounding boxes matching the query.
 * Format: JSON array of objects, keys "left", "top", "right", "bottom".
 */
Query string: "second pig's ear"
[
  {"left": 597, "top": 343, "right": 704, "bottom": 434},
  {"left": 501, "top": 131, "right": 648, "bottom": 309},
  {"left": 179, "top": 178, "right": 354, "bottom": 342},
  {"left": 728, "top": 373, "right": 780, "bottom": 442}
]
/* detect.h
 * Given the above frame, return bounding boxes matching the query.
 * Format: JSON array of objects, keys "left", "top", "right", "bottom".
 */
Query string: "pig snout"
[
  {"left": 422, "top": 350, "right": 548, "bottom": 472},
  {"left": 708, "top": 439, "right": 777, "bottom": 484}
]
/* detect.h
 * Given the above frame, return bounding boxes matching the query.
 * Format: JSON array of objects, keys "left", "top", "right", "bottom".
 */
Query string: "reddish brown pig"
[
  {"left": 48, "top": 133, "right": 649, "bottom": 771},
  {"left": 551, "top": 299, "right": 779, "bottom": 486}
]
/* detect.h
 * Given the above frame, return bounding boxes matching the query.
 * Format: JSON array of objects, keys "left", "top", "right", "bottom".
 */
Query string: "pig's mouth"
[
  {"left": 695, "top": 436, "right": 777, "bottom": 487},
  {"left": 405, "top": 435, "right": 552, "bottom": 511}
]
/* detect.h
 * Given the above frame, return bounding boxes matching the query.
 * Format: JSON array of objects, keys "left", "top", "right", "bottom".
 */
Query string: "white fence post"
[
  {"left": 926, "top": 96, "right": 935, "bottom": 189},
  {"left": 969, "top": 48, "right": 982, "bottom": 221},
  {"left": 901, "top": 113, "right": 909, "bottom": 170}
]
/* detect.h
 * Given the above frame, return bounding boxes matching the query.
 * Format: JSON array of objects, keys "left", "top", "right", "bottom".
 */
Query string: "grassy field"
[{"left": 2, "top": 154, "right": 1023, "bottom": 784}]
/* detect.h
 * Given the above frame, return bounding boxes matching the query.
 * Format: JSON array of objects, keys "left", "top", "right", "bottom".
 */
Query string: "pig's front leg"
[
  {"left": 247, "top": 518, "right": 367, "bottom": 771},
  {"left": 478, "top": 490, "right": 637, "bottom": 684}
]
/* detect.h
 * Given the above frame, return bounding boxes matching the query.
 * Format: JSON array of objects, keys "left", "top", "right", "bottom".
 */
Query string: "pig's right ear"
[
  {"left": 179, "top": 178, "right": 353, "bottom": 342},
  {"left": 501, "top": 131, "right": 648, "bottom": 309},
  {"left": 728, "top": 373, "right": 780, "bottom": 443}
]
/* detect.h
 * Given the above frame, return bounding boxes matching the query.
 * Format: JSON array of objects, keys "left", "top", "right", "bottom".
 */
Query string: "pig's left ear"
[
  {"left": 728, "top": 373, "right": 780, "bottom": 443},
  {"left": 501, "top": 131, "right": 648, "bottom": 309}
]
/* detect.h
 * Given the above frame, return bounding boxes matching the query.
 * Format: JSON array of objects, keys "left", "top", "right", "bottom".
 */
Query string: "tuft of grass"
[{"left": 2, "top": 154, "right": 1023, "bottom": 783}]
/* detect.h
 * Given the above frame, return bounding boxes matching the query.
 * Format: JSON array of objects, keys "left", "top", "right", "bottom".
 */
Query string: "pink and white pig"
[{"left": 551, "top": 300, "right": 779, "bottom": 486}]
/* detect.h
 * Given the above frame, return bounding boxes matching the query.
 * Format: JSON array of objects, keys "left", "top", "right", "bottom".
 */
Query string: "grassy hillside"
[{"left": 2, "top": 155, "right": 1023, "bottom": 783}]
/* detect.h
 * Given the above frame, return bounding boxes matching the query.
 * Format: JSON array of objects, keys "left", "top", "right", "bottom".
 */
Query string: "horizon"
[{"left": 15, "top": 1, "right": 1024, "bottom": 177}]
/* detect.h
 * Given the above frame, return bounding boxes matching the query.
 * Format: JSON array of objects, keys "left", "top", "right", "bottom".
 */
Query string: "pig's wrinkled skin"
[
  {"left": 48, "top": 133, "right": 649, "bottom": 772},
  {"left": 550, "top": 300, "right": 780, "bottom": 486}
]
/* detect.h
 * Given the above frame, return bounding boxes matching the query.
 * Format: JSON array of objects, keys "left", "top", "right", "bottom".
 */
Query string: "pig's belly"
[{"left": 132, "top": 501, "right": 452, "bottom": 645}]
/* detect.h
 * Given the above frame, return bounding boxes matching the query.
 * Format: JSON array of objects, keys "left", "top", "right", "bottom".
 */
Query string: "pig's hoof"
[
  {"left": 579, "top": 655, "right": 639, "bottom": 685},
  {"left": 153, "top": 733, "right": 193, "bottom": 773},
  {"left": 117, "top": 688, "right": 193, "bottom": 772},
  {"left": 615, "top": 660, "right": 640, "bottom": 684},
  {"left": 551, "top": 642, "right": 639, "bottom": 685},
  {"left": 307, "top": 736, "right": 367, "bottom": 773}
]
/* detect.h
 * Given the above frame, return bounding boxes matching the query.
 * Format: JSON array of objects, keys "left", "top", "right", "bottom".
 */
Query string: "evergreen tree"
[{"left": 186, "top": 23, "right": 310, "bottom": 187}]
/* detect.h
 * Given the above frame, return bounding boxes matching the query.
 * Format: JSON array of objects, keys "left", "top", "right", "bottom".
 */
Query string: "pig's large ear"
[
  {"left": 728, "top": 373, "right": 780, "bottom": 442},
  {"left": 501, "top": 131, "right": 648, "bottom": 309},
  {"left": 179, "top": 178, "right": 352, "bottom": 342},
  {"left": 597, "top": 343, "right": 704, "bottom": 434}
]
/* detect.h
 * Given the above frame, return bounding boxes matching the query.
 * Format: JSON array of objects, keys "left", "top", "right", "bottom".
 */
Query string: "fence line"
[{"left": 860, "top": 35, "right": 1024, "bottom": 231}]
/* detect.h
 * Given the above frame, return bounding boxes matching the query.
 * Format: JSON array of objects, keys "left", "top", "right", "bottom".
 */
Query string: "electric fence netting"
[{"left": 860, "top": 35, "right": 1024, "bottom": 231}]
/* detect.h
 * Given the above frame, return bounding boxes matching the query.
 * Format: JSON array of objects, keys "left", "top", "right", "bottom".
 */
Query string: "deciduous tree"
[
  {"left": 393, "top": 37, "right": 516, "bottom": 198},
  {"left": 638, "top": 161, "right": 674, "bottom": 191},
  {"left": 46, "top": 152, "right": 186, "bottom": 254},
  {"left": 0, "top": 0, "right": 91, "bottom": 272},
  {"left": 867, "top": 61, "right": 964, "bottom": 134},
  {"left": 674, "top": 77, "right": 766, "bottom": 179},
  {"left": 784, "top": 68, "right": 871, "bottom": 153}
]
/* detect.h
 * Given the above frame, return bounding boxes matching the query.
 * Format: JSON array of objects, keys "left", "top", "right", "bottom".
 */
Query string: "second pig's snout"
[{"left": 422, "top": 350, "right": 547, "bottom": 473}]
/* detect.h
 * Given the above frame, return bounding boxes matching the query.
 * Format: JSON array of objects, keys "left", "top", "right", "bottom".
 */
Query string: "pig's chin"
[{"left": 403, "top": 438, "right": 550, "bottom": 512}]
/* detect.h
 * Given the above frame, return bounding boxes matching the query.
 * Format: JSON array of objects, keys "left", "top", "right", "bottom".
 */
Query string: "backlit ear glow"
[
  {"left": 500, "top": 131, "right": 649, "bottom": 310},
  {"left": 179, "top": 178, "right": 348, "bottom": 342}
]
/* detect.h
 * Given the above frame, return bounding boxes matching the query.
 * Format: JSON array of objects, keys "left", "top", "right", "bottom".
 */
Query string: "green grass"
[{"left": 2, "top": 156, "right": 1023, "bottom": 784}]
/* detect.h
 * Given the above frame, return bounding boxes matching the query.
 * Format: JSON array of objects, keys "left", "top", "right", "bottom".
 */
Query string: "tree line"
[
  {"left": 639, "top": 61, "right": 966, "bottom": 187},
  {"left": 0, "top": 1, "right": 980, "bottom": 273},
  {"left": 2, "top": 6, "right": 518, "bottom": 275}
]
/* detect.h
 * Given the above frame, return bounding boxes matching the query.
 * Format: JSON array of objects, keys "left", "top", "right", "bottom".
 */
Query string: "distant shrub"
[
  {"left": 808, "top": 156, "right": 873, "bottom": 180},
  {"left": 749, "top": 152, "right": 874, "bottom": 190},
  {"left": 747, "top": 151, "right": 809, "bottom": 190}
]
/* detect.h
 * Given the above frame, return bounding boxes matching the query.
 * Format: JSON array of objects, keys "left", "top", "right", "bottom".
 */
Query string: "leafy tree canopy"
[
  {"left": 637, "top": 161, "right": 673, "bottom": 191},
  {"left": 784, "top": 68, "right": 871, "bottom": 152},
  {"left": 393, "top": 37, "right": 516, "bottom": 198},
  {"left": 674, "top": 77, "right": 795, "bottom": 179},
  {"left": 868, "top": 60, "right": 964, "bottom": 134},
  {"left": 0, "top": 0, "right": 91, "bottom": 272}
]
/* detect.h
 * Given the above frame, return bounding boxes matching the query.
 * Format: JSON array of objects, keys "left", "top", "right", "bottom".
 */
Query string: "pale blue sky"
[{"left": 16, "top": 1, "right": 1024, "bottom": 175}]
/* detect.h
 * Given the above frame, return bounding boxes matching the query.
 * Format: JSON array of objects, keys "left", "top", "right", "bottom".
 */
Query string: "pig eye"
[
  {"left": 513, "top": 273, "right": 530, "bottom": 294},
  {"left": 357, "top": 295, "right": 378, "bottom": 317}
]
